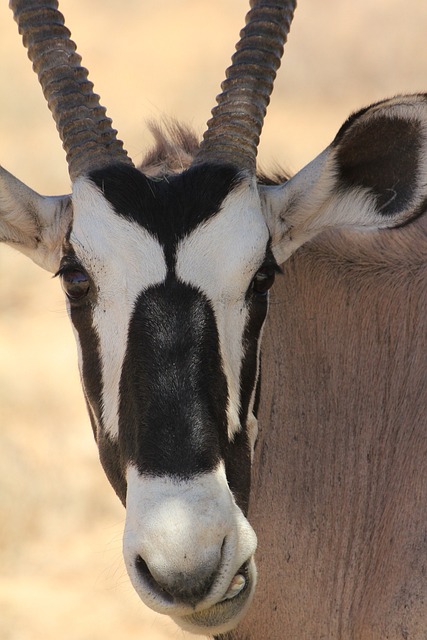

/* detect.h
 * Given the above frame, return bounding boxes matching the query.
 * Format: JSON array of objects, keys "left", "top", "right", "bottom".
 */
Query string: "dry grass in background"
[{"left": 1, "top": 1, "right": 426, "bottom": 638}]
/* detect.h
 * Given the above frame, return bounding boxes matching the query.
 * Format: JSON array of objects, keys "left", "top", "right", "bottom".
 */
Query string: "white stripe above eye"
[
  {"left": 175, "top": 177, "right": 269, "bottom": 439},
  {"left": 70, "top": 177, "right": 167, "bottom": 439}
]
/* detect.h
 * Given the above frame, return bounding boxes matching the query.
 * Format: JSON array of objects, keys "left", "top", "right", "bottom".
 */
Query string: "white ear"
[
  {"left": 0, "top": 166, "right": 72, "bottom": 273},
  {"left": 261, "top": 94, "right": 427, "bottom": 264}
]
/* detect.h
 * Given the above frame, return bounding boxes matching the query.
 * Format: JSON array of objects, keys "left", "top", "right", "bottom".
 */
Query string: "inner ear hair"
[
  {"left": 0, "top": 165, "right": 72, "bottom": 272},
  {"left": 332, "top": 95, "right": 427, "bottom": 222},
  {"left": 262, "top": 93, "right": 427, "bottom": 264}
]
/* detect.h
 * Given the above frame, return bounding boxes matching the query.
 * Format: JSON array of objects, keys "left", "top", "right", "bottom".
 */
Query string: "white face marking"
[
  {"left": 68, "top": 175, "right": 268, "bottom": 444},
  {"left": 70, "top": 177, "right": 167, "bottom": 438},
  {"left": 176, "top": 177, "right": 269, "bottom": 439}
]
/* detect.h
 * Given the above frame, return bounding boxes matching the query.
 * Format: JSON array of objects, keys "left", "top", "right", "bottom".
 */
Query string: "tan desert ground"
[{"left": 1, "top": 1, "right": 426, "bottom": 639}]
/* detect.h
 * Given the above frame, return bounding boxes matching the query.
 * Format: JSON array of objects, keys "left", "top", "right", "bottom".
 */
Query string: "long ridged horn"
[
  {"left": 10, "top": 0, "right": 134, "bottom": 181},
  {"left": 194, "top": 0, "right": 297, "bottom": 172}
]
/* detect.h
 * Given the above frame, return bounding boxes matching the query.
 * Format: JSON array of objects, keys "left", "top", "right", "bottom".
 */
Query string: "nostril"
[
  {"left": 134, "top": 553, "right": 219, "bottom": 606},
  {"left": 135, "top": 555, "right": 175, "bottom": 604}
]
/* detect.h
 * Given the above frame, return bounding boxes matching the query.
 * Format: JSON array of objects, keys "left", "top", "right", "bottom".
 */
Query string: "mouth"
[{"left": 174, "top": 559, "right": 256, "bottom": 635}]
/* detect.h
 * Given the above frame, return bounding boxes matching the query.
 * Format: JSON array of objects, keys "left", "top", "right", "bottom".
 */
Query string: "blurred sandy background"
[{"left": 0, "top": 1, "right": 425, "bottom": 639}]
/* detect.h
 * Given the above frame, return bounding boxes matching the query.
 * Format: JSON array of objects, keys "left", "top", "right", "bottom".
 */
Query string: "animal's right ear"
[
  {"left": 260, "top": 94, "right": 427, "bottom": 264},
  {"left": 0, "top": 166, "right": 72, "bottom": 273}
]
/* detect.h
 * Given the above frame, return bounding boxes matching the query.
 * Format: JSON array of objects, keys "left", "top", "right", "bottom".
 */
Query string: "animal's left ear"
[{"left": 260, "top": 94, "right": 427, "bottom": 264}]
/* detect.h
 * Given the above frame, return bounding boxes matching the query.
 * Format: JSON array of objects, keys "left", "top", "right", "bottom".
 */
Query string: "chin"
[{"left": 172, "top": 558, "right": 257, "bottom": 636}]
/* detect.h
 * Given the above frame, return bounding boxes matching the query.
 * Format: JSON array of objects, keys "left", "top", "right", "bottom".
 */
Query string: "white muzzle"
[{"left": 123, "top": 463, "right": 257, "bottom": 634}]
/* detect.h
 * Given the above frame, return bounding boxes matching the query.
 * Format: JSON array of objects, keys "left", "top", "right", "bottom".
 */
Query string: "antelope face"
[{"left": 62, "top": 162, "right": 275, "bottom": 634}]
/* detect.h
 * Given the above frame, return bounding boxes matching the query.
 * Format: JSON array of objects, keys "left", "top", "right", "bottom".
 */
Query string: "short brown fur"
[{"left": 235, "top": 218, "right": 426, "bottom": 639}]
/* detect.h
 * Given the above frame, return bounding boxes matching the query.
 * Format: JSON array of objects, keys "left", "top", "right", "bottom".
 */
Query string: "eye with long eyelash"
[{"left": 55, "top": 263, "right": 90, "bottom": 302}]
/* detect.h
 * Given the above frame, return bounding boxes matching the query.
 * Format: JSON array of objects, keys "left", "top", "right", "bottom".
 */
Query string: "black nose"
[{"left": 135, "top": 554, "right": 219, "bottom": 607}]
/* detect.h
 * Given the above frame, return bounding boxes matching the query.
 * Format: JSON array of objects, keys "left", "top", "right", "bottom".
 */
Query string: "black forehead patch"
[{"left": 89, "top": 162, "right": 243, "bottom": 245}]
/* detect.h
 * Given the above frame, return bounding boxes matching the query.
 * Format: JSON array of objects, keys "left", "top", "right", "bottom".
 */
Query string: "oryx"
[{"left": 1, "top": 1, "right": 426, "bottom": 637}]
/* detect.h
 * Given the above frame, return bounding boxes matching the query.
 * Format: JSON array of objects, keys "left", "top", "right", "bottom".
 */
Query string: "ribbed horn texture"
[
  {"left": 10, "top": 0, "right": 134, "bottom": 181},
  {"left": 194, "top": 0, "right": 297, "bottom": 172}
]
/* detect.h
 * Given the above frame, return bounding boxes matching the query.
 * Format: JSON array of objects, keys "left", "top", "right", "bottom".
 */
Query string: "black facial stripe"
[
  {"left": 237, "top": 240, "right": 277, "bottom": 431},
  {"left": 69, "top": 302, "right": 103, "bottom": 436},
  {"left": 72, "top": 307, "right": 127, "bottom": 504},
  {"left": 89, "top": 162, "right": 243, "bottom": 271},
  {"left": 220, "top": 294, "right": 269, "bottom": 514},
  {"left": 119, "top": 279, "right": 229, "bottom": 478},
  {"left": 239, "top": 296, "right": 269, "bottom": 429},
  {"left": 59, "top": 241, "right": 103, "bottom": 439}
]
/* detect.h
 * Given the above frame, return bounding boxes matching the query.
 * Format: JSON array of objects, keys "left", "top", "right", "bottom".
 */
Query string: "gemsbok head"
[{"left": 1, "top": 0, "right": 426, "bottom": 636}]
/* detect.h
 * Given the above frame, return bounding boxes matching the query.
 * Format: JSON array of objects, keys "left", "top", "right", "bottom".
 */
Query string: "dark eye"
[
  {"left": 59, "top": 268, "right": 90, "bottom": 301},
  {"left": 251, "top": 265, "right": 276, "bottom": 295}
]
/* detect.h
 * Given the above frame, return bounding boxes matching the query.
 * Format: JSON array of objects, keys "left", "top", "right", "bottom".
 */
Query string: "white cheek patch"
[
  {"left": 70, "top": 177, "right": 167, "bottom": 438},
  {"left": 175, "top": 178, "right": 269, "bottom": 439}
]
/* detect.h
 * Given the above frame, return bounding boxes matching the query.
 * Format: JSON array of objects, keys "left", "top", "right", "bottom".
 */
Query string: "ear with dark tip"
[
  {"left": 0, "top": 166, "right": 71, "bottom": 272},
  {"left": 260, "top": 94, "right": 427, "bottom": 264}
]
